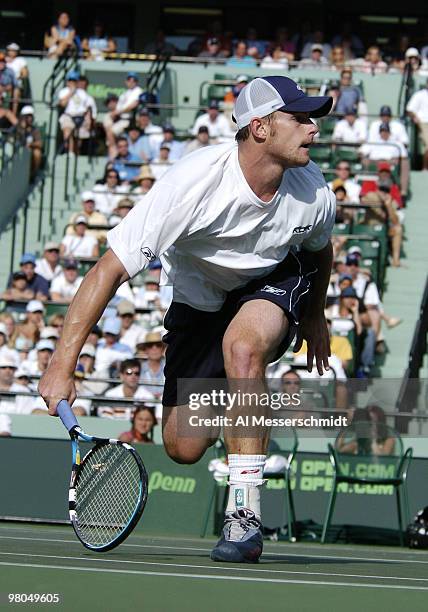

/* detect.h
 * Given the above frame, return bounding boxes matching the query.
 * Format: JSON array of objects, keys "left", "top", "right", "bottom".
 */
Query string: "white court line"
[
  {"left": 1, "top": 560, "right": 428, "bottom": 591},
  {"left": 1, "top": 534, "right": 428, "bottom": 566},
  {"left": 1, "top": 551, "right": 427, "bottom": 584}
]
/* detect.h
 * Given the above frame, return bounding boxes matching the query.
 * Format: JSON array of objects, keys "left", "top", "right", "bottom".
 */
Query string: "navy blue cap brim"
[{"left": 279, "top": 96, "right": 333, "bottom": 118}]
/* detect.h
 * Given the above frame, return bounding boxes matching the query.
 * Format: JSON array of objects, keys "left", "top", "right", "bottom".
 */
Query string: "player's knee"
[
  {"left": 163, "top": 438, "right": 206, "bottom": 464},
  {"left": 223, "top": 337, "right": 264, "bottom": 377}
]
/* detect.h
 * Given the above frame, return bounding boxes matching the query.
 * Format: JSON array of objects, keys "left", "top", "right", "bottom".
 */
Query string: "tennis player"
[{"left": 39, "top": 76, "right": 335, "bottom": 563}]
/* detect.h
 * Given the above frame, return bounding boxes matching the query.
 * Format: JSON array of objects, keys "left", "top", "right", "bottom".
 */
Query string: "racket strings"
[{"left": 75, "top": 444, "right": 141, "bottom": 547}]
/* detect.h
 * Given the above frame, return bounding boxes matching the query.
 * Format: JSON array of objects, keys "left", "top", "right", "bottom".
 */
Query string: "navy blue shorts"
[{"left": 162, "top": 249, "right": 318, "bottom": 406}]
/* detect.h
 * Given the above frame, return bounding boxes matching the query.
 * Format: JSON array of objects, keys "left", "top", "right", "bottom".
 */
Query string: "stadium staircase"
[{"left": 379, "top": 171, "right": 428, "bottom": 379}]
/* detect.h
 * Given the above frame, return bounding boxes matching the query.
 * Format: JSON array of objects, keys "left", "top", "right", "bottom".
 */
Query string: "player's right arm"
[{"left": 38, "top": 250, "right": 129, "bottom": 415}]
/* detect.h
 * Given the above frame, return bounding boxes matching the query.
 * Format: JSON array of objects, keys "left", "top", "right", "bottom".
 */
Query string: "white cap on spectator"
[
  {"left": 36, "top": 339, "right": 55, "bottom": 352},
  {"left": 80, "top": 343, "right": 96, "bottom": 358},
  {"left": 40, "top": 326, "right": 60, "bottom": 340},
  {"left": 15, "top": 366, "right": 30, "bottom": 378},
  {"left": 26, "top": 299, "right": 45, "bottom": 313},
  {"left": 347, "top": 246, "right": 362, "bottom": 256},
  {"left": 236, "top": 74, "right": 249, "bottom": 83},
  {"left": 81, "top": 191, "right": 95, "bottom": 202},
  {"left": 0, "top": 323, "right": 7, "bottom": 337},
  {"left": 20, "top": 105, "right": 34, "bottom": 116},
  {"left": 7, "top": 42, "right": 20, "bottom": 51},
  {"left": 405, "top": 47, "right": 420, "bottom": 58},
  {"left": 0, "top": 414, "right": 12, "bottom": 436},
  {"left": 0, "top": 354, "right": 18, "bottom": 368},
  {"left": 44, "top": 241, "right": 60, "bottom": 251},
  {"left": 74, "top": 215, "right": 88, "bottom": 225}
]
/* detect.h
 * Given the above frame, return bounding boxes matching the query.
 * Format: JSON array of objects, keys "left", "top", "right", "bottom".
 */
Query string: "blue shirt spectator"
[
  {"left": 335, "top": 68, "right": 363, "bottom": 116},
  {"left": 150, "top": 123, "right": 184, "bottom": 162},
  {"left": 112, "top": 136, "right": 141, "bottom": 183},
  {"left": 226, "top": 41, "right": 257, "bottom": 68},
  {"left": 7, "top": 253, "right": 49, "bottom": 300},
  {"left": 0, "top": 59, "right": 18, "bottom": 91},
  {"left": 127, "top": 126, "right": 153, "bottom": 162}
]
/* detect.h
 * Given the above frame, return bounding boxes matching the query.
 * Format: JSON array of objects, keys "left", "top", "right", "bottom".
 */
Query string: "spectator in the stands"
[
  {"left": 143, "top": 29, "right": 177, "bottom": 56},
  {"left": 301, "top": 30, "right": 331, "bottom": 60},
  {"left": 116, "top": 300, "right": 141, "bottom": 352},
  {"left": 270, "top": 26, "right": 295, "bottom": 62},
  {"left": 330, "top": 181, "right": 355, "bottom": 225},
  {"left": 50, "top": 259, "right": 83, "bottom": 303},
  {"left": 134, "top": 274, "right": 162, "bottom": 310},
  {"left": 67, "top": 192, "right": 108, "bottom": 243},
  {"left": 184, "top": 126, "right": 210, "bottom": 155},
  {"left": 1, "top": 272, "right": 34, "bottom": 302},
  {"left": 369, "top": 105, "right": 409, "bottom": 148},
  {"left": 60, "top": 216, "right": 99, "bottom": 258},
  {"left": 406, "top": 77, "right": 428, "bottom": 171},
  {"left": 92, "top": 167, "right": 129, "bottom": 217},
  {"left": 260, "top": 45, "right": 289, "bottom": 70},
  {"left": 119, "top": 405, "right": 156, "bottom": 444},
  {"left": 15, "top": 106, "right": 43, "bottom": 178},
  {"left": 359, "top": 122, "right": 408, "bottom": 166},
  {"left": 21, "top": 339, "right": 54, "bottom": 376},
  {"left": 192, "top": 99, "right": 234, "bottom": 140},
  {"left": 299, "top": 43, "right": 329, "bottom": 68},
  {"left": 95, "top": 317, "right": 133, "bottom": 378},
  {"left": 335, "top": 68, "right": 363, "bottom": 116},
  {"left": 0, "top": 354, "right": 29, "bottom": 415},
  {"left": 329, "top": 46, "right": 346, "bottom": 70},
  {"left": 135, "top": 108, "right": 163, "bottom": 148},
  {"left": 0, "top": 322, "right": 15, "bottom": 361},
  {"left": 35, "top": 242, "right": 62, "bottom": 285},
  {"left": 99, "top": 358, "right": 155, "bottom": 419},
  {"left": 75, "top": 75, "right": 97, "bottom": 143},
  {"left": 126, "top": 125, "right": 151, "bottom": 162},
  {"left": 403, "top": 47, "right": 422, "bottom": 75},
  {"left": 150, "top": 143, "right": 173, "bottom": 180},
  {"left": 354, "top": 45, "right": 388, "bottom": 75},
  {"left": 44, "top": 12, "right": 76, "bottom": 59},
  {"left": 226, "top": 41, "right": 257, "bottom": 68},
  {"left": 132, "top": 165, "right": 156, "bottom": 195},
  {"left": 8, "top": 254, "right": 49, "bottom": 301},
  {"left": 111, "top": 136, "right": 141, "bottom": 183},
  {"left": 328, "top": 161, "right": 361, "bottom": 203},
  {"left": 5, "top": 43, "right": 28, "bottom": 103},
  {"left": 108, "top": 197, "right": 134, "bottom": 228},
  {"left": 223, "top": 75, "right": 249, "bottom": 106},
  {"left": 81, "top": 21, "right": 116, "bottom": 60},
  {"left": 198, "top": 37, "right": 228, "bottom": 60},
  {"left": 151, "top": 123, "right": 184, "bottom": 162},
  {"left": 245, "top": 27, "right": 267, "bottom": 59},
  {"left": 345, "top": 254, "right": 382, "bottom": 346},
  {"left": 0, "top": 52, "right": 18, "bottom": 114},
  {"left": 103, "top": 72, "right": 143, "bottom": 157},
  {"left": 136, "top": 331, "right": 165, "bottom": 393},
  {"left": 77, "top": 343, "right": 108, "bottom": 395},
  {"left": 58, "top": 70, "right": 95, "bottom": 154},
  {"left": 332, "top": 107, "right": 367, "bottom": 143},
  {"left": 0, "top": 95, "right": 17, "bottom": 130},
  {"left": 10, "top": 300, "right": 44, "bottom": 352}
]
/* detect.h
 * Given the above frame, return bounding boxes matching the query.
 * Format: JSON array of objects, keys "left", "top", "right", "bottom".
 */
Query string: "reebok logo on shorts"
[
  {"left": 292, "top": 224, "right": 312, "bottom": 234},
  {"left": 141, "top": 246, "right": 156, "bottom": 262},
  {"left": 261, "top": 285, "right": 287, "bottom": 296}
]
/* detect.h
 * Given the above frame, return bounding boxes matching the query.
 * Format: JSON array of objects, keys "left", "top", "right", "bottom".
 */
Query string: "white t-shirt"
[
  {"left": 368, "top": 120, "right": 409, "bottom": 147},
  {"left": 35, "top": 258, "right": 63, "bottom": 283},
  {"left": 406, "top": 88, "right": 428, "bottom": 123},
  {"left": 353, "top": 274, "right": 381, "bottom": 307},
  {"left": 94, "top": 346, "right": 132, "bottom": 378},
  {"left": 50, "top": 272, "right": 83, "bottom": 299},
  {"left": 107, "top": 143, "right": 336, "bottom": 312},
  {"left": 58, "top": 87, "right": 94, "bottom": 117},
  {"left": 359, "top": 138, "right": 407, "bottom": 161},
  {"left": 192, "top": 113, "right": 235, "bottom": 139},
  {"left": 120, "top": 323, "right": 142, "bottom": 352},
  {"left": 6, "top": 56, "right": 27, "bottom": 79},
  {"left": 332, "top": 118, "right": 367, "bottom": 143},
  {"left": 92, "top": 184, "right": 130, "bottom": 216},
  {"left": 327, "top": 178, "right": 361, "bottom": 203},
  {"left": 0, "top": 383, "right": 31, "bottom": 415},
  {"left": 116, "top": 86, "right": 143, "bottom": 119},
  {"left": 61, "top": 234, "right": 98, "bottom": 258},
  {"left": 98, "top": 383, "right": 155, "bottom": 419}
]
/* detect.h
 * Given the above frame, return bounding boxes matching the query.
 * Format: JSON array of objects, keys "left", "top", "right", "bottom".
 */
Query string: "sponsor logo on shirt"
[
  {"left": 292, "top": 224, "right": 312, "bottom": 234},
  {"left": 141, "top": 246, "right": 156, "bottom": 262},
  {"left": 261, "top": 285, "right": 287, "bottom": 296}
]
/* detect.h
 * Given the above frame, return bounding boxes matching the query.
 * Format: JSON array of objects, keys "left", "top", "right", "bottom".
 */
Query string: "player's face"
[{"left": 268, "top": 111, "right": 318, "bottom": 168}]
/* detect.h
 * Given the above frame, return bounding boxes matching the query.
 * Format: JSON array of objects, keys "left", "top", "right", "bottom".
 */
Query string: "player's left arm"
[{"left": 294, "top": 240, "right": 333, "bottom": 375}]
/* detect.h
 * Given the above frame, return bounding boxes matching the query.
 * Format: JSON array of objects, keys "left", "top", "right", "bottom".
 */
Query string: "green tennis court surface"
[{"left": 1, "top": 523, "right": 428, "bottom": 611}]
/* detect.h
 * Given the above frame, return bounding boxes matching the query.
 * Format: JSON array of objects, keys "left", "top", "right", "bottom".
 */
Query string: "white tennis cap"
[{"left": 233, "top": 76, "right": 333, "bottom": 130}]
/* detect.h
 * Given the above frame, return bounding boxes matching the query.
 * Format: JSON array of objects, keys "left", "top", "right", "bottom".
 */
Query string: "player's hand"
[
  {"left": 294, "top": 312, "right": 331, "bottom": 375},
  {"left": 38, "top": 366, "right": 77, "bottom": 416}
]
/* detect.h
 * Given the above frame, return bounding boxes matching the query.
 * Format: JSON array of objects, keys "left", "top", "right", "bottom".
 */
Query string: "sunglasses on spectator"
[
  {"left": 145, "top": 342, "right": 163, "bottom": 348},
  {"left": 124, "top": 369, "right": 140, "bottom": 376},
  {"left": 0, "top": 366, "right": 16, "bottom": 370}
]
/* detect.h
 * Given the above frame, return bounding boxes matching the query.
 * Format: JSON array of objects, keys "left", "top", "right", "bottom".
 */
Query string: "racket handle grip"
[{"left": 57, "top": 399, "right": 79, "bottom": 433}]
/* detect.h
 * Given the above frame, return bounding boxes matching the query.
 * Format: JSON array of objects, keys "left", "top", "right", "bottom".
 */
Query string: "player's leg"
[
  {"left": 162, "top": 404, "right": 219, "bottom": 464},
  {"left": 211, "top": 299, "right": 290, "bottom": 563}
]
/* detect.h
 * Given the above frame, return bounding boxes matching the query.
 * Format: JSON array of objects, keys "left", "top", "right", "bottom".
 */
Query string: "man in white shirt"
[
  {"left": 299, "top": 43, "right": 329, "bottom": 69},
  {"left": 5, "top": 43, "right": 28, "bottom": 82},
  {"left": 103, "top": 71, "right": 143, "bottom": 157},
  {"left": 407, "top": 78, "right": 428, "bottom": 170},
  {"left": 332, "top": 108, "right": 367, "bottom": 143},
  {"left": 0, "top": 354, "right": 30, "bottom": 415},
  {"left": 35, "top": 241, "right": 63, "bottom": 284},
  {"left": 98, "top": 358, "right": 155, "bottom": 419},
  {"left": 116, "top": 299, "right": 141, "bottom": 351},
  {"left": 192, "top": 99, "right": 235, "bottom": 141},
  {"left": 50, "top": 259, "right": 83, "bottom": 303},
  {"left": 60, "top": 216, "right": 99, "bottom": 258},
  {"left": 368, "top": 105, "right": 409, "bottom": 147},
  {"left": 58, "top": 70, "right": 95, "bottom": 153},
  {"left": 359, "top": 122, "right": 408, "bottom": 164},
  {"left": 40, "top": 76, "right": 335, "bottom": 564}
]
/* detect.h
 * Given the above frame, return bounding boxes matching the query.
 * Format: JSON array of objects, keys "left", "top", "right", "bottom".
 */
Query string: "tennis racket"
[{"left": 57, "top": 399, "right": 148, "bottom": 552}]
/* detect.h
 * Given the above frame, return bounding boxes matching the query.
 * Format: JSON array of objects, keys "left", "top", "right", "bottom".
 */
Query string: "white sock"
[{"left": 226, "top": 454, "right": 266, "bottom": 520}]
